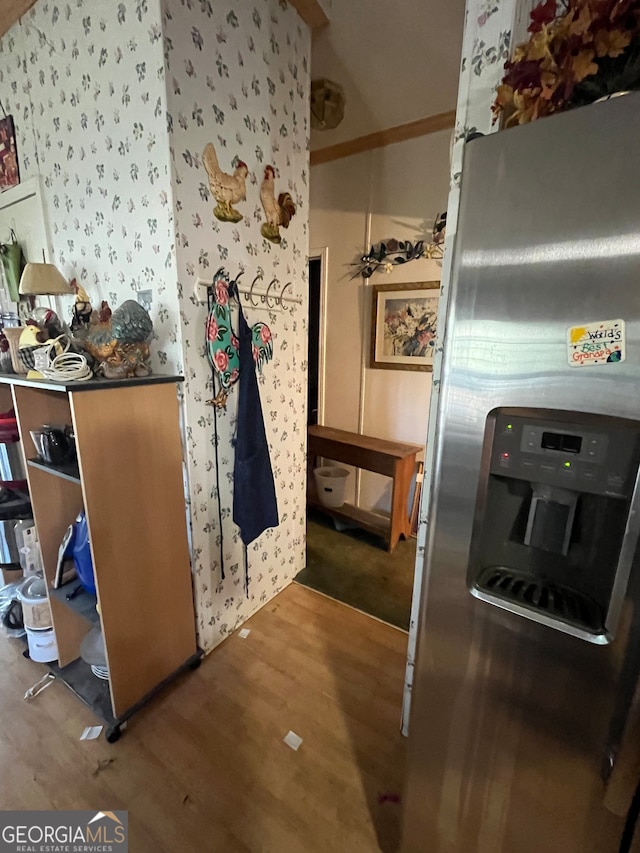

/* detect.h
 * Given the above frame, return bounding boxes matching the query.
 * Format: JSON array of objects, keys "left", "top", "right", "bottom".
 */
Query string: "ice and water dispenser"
[{"left": 469, "top": 409, "right": 640, "bottom": 642}]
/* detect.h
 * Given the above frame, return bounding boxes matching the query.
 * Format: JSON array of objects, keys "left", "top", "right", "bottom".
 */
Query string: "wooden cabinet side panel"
[
  {"left": 0, "top": 384, "right": 14, "bottom": 412},
  {"left": 69, "top": 384, "right": 196, "bottom": 717}
]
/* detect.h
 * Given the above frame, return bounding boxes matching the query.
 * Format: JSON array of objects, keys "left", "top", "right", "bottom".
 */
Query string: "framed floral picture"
[
  {"left": 370, "top": 281, "right": 440, "bottom": 372},
  {"left": 0, "top": 116, "right": 19, "bottom": 191}
]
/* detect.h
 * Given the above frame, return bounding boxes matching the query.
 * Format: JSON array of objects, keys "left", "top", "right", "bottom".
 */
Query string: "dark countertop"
[{"left": 0, "top": 373, "right": 183, "bottom": 393}]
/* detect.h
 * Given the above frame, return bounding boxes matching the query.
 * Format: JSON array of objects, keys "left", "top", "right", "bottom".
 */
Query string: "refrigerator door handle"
[
  {"left": 603, "top": 468, "right": 640, "bottom": 817},
  {"left": 604, "top": 673, "right": 640, "bottom": 817},
  {"left": 605, "top": 467, "right": 640, "bottom": 640}
]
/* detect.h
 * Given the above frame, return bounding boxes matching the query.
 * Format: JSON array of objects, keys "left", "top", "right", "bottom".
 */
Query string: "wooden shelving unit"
[{"left": 0, "top": 374, "right": 201, "bottom": 741}]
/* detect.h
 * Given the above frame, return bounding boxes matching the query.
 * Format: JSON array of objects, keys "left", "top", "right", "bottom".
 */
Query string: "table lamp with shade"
[
  {"left": 19, "top": 262, "right": 71, "bottom": 298},
  {"left": 19, "top": 262, "right": 72, "bottom": 328},
  {"left": 0, "top": 263, "right": 73, "bottom": 376}
]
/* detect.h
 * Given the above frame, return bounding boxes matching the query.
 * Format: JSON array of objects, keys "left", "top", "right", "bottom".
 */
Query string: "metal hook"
[
  {"left": 210, "top": 267, "right": 226, "bottom": 288},
  {"left": 265, "top": 278, "right": 278, "bottom": 309},
  {"left": 249, "top": 274, "right": 261, "bottom": 307},
  {"left": 280, "top": 281, "right": 293, "bottom": 312},
  {"left": 229, "top": 268, "right": 244, "bottom": 303}
]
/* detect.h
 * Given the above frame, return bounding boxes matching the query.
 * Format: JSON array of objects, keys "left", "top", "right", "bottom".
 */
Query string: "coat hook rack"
[{"left": 193, "top": 274, "right": 302, "bottom": 313}]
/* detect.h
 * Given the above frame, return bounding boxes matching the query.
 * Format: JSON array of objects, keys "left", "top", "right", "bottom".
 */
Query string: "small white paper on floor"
[
  {"left": 80, "top": 726, "right": 103, "bottom": 741},
  {"left": 239, "top": 628, "right": 251, "bottom": 639},
  {"left": 284, "top": 730, "right": 303, "bottom": 751}
]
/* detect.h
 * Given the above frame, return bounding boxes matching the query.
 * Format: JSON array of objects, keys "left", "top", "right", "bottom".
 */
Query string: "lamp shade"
[{"left": 19, "top": 263, "right": 71, "bottom": 296}]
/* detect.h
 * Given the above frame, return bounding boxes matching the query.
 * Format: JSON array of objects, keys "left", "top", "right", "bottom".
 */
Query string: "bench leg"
[{"left": 389, "top": 456, "right": 415, "bottom": 552}]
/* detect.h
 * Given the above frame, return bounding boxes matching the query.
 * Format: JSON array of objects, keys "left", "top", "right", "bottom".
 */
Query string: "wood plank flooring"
[{"left": 0, "top": 583, "right": 408, "bottom": 853}]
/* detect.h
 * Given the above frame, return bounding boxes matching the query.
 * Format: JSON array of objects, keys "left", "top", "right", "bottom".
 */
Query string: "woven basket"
[{"left": 2, "top": 327, "right": 27, "bottom": 374}]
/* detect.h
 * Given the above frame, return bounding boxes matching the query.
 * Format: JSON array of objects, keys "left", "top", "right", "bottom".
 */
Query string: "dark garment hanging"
[{"left": 232, "top": 303, "right": 279, "bottom": 548}]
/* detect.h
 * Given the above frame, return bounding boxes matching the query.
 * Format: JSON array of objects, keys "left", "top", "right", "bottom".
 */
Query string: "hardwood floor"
[{"left": 0, "top": 583, "right": 408, "bottom": 852}]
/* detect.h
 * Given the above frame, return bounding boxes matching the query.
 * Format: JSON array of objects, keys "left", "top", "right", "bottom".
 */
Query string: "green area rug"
[{"left": 296, "top": 508, "right": 415, "bottom": 630}]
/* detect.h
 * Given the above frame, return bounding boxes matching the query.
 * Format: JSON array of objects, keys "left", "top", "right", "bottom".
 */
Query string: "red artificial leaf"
[
  {"left": 529, "top": 0, "right": 558, "bottom": 33},
  {"left": 503, "top": 59, "right": 544, "bottom": 90}
]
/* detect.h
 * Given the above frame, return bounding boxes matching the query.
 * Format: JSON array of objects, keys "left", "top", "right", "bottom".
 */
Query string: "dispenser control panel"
[
  {"left": 489, "top": 411, "right": 638, "bottom": 498},
  {"left": 519, "top": 424, "right": 607, "bottom": 464}
]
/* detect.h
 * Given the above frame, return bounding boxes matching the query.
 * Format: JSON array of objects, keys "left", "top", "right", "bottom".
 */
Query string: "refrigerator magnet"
[{"left": 567, "top": 319, "right": 625, "bottom": 368}]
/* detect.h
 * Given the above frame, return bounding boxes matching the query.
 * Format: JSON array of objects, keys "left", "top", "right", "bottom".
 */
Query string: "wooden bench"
[{"left": 307, "top": 425, "right": 423, "bottom": 552}]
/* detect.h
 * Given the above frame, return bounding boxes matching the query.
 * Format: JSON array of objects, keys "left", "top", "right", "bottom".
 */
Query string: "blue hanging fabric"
[{"left": 232, "top": 300, "right": 279, "bottom": 583}]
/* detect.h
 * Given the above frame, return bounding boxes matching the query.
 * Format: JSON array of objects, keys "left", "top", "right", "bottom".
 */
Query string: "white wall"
[
  {"left": 310, "top": 130, "right": 451, "bottom": 512},
  {"left": 310, "top": 0, "right": 465, "bottom": 148}
]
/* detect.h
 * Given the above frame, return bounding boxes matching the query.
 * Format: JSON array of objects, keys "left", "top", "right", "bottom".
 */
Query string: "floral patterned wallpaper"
[
  {"left": 0, "top": 0, "right": 310, "bottom": 653},
  {"left": 162, "top": 0, "right": 310, "bottom": 650},
  {"left": 0, "top": 0, "right": 183, "bottom": 372},
  {"left": 402, "top": 0, "right": 536, "bottom": 733}
]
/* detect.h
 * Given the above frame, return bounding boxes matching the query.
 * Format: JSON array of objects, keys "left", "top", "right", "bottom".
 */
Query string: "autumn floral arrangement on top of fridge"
[{"left": 493, "top": 0, "right": 640, "bottom": 127}]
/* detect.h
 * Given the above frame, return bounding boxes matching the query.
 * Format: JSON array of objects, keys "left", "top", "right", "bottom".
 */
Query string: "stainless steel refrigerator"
[{"left": 401, "top": 94, "right": 640, "bottom": 853}]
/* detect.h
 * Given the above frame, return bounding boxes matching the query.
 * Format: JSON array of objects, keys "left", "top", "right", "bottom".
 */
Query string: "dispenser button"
[
  {"left": 582, "top": 467, "right": 597, "bottom": 479},
  {"left": 498, "top": 452, "right": 511, "bottom": 468},
  {"left": 586, "top": 443, "right": 603, "bottom": 461},
  {"left": 608, "top": 474, "right": 624, "bottom": 490},
  {"left": 540, "top": 462, "right": 556, "bottom": 473},
  {"left": 521, "top": 457, "right": 535, "bottom": 468}
]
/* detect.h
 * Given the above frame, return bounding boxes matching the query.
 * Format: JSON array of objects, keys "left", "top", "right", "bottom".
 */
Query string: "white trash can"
[
  {"left": 25, "top": 626, "right": 58, "bottom": 663},
  {"left": 314, "top": 466, "right": 350, "bottom": 508}
]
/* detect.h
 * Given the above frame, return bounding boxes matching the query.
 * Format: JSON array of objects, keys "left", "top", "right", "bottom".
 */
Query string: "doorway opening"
[
  {"left": 307, "top": 256, "right": 322, "bottom": 427},
  {"left": 296, "top": 252, "right": 421, "bottom": 631}
]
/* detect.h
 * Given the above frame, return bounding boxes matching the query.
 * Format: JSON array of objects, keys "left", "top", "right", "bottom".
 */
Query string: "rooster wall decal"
[
  {"left": 202, "top": 142, "right": 249, "bottom": 223},
  {"left": 259, "top": 165, "right": 296, "bottom": 244}
]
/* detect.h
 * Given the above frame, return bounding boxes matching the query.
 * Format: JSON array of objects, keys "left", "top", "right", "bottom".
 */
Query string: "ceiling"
[{"left": 310, "top": 0, "right": 466, "bottom": 150}]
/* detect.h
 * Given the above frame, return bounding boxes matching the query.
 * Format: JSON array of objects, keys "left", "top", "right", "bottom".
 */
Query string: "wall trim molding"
[
  {"left": 0, "top": 0, "right": 36, "bottom": 37},
  {"left": 288, "top": 0, "right": 329, "bottom": 30},
  {"left": 310, "top": 110, "right": 456, "bottom": 167}
]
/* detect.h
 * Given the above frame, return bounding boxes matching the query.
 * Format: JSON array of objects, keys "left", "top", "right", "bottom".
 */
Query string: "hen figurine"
[
  {"left": 80, "top": 300, "right": 154, "bottom": 379},
  {"left": 259, "top": 165, "right": 296, "bottom": 244},
  {"left": 202, "top": 142, "right": 248, "bottom": 223}
]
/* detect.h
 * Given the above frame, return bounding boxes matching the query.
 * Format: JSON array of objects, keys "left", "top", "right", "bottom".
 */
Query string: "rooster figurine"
[
  {"left": 79, "top": 300, "right": 154, "bottom": 379},
  {"left": 202, "top": 142, "right": 248, "bottom": 223},
  {"left": 70, "top": 279, "right": 93, "bottom": 330},
  {"left": 259, "top": 165, "right": 296, "bottom": 244}
]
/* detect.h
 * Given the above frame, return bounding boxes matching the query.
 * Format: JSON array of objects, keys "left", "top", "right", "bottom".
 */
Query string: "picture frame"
[
  {"left": 0, "top": 115, "right": 19, "bottom": 191},
  {"left": 370, "top": 281, "right": 440, "bottom": 372}
]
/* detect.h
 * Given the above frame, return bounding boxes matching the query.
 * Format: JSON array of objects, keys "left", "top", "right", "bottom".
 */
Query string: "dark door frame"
[{"left": 308, "top": 247, "right": 328, "bottom": 426}]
